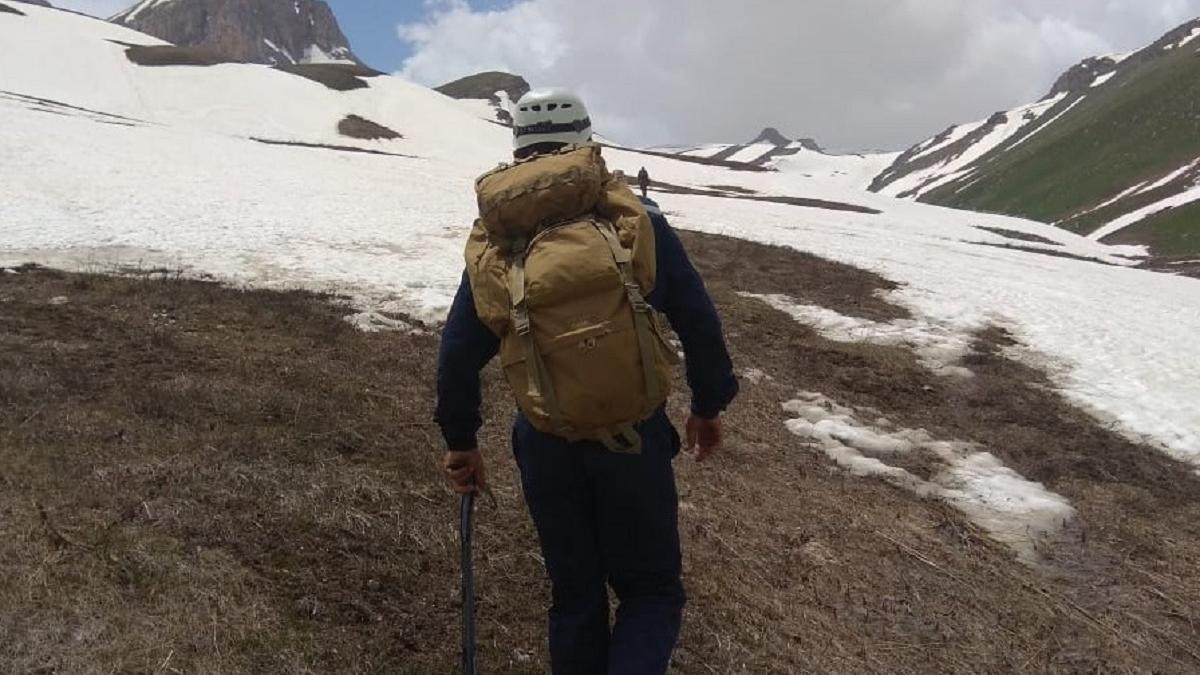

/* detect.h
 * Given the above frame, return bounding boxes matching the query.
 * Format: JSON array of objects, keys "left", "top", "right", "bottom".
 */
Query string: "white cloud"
[{"left": 397, "top": 0, "right": 1200, "bottom": 150}]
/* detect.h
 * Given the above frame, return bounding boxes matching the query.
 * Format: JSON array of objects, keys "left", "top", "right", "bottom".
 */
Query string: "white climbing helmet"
[{"left": 512, "top": 88, "right": 593, "bottom": 151}]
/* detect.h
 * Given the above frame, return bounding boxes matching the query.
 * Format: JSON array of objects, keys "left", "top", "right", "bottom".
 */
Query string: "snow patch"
[
  {"left": 1168, "top": 28, "right": 1200, "bottom": 50},
  {"left": 907, "top": 120, "right": 985, "bottom": 163},
  {"left": 1091, "top": 71, "right": 1117, "bottom": 87},
  {"left": 301, "top": 44, "right": 355, "bottom": 65},
  {"left": 783, "top": 392, "right": 1076, "bottom": 563},
  {"left": 742, "top": 293, "right": 978, "bottom": 377},
  {"left": 1090, "top": 182, "right": 1200, "bottom": 241},
  {"left": 880, "top": 94, "right": 1068, "bottom": 199},
  {"left": 113, "top": 0, "right": 178, "bottom": 23},
  {"left": 262, "top": 38, "right": 296, "bottom": 65},
  {"left": 742, "top": 368, "right": 774, "bottom": 384}
]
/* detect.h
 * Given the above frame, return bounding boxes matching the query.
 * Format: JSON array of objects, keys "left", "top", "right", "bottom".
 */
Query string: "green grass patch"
[
  {"left": 1104, "top": 199, "right": 1200, "bottom": 254},
  {"left": 923, "top": 43, "right": 1200, "bottom": 254}
]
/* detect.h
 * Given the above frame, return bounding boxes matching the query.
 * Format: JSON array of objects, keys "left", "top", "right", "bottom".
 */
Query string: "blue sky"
[
  {"left": 324, "top": 0, "right": 422, "bottom": 72},
  {"left": 56, "top": 0, "right": 510, "bottom": 76},
  {"left": 328, "top": 0, "right": 511, "bottom": 74}
]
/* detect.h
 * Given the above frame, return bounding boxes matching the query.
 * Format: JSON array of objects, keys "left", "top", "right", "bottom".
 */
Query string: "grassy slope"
[
  {"left": 3, "top": 243, "right": 1200, "bottom": 672},
  {"left": 1108, "top": 198, "right": 1200, "bottom": 252},
  {"left": 925, "top": 42, "right": 1200, "bottom": 255}
]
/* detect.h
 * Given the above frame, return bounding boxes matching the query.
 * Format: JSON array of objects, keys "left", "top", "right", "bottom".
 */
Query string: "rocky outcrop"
[
  {"left": 435, "top": 71, "right": 530, "bottom": 105},
  {"left": 12, "top": 0, "right": 53, "bottom": 7},
  {"left": 111, "top": 0, "right": 360, "bottom": 66},
  {"left": 751, "top": 127, "right": 792, "bottom": 146},
  {"left": 435, "top": 71, "right": 530, "bottom": 125},
  {"left": 1047, "top": 56, "right": 1119, "bottom": 97}
]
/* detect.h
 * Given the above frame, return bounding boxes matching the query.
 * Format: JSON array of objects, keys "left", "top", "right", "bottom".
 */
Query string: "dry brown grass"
[
  {"left": 972, "top": 241, "right": 1120, "bottom": 266},
  {"left": 123, "top": 44, "right": 237, "bottom": 67},
  {"left": 274, "top": 64, "right": 381, "bottom": 92},
  {"left": 337, "top": 114, "right": 402, "bottom": 141},
  {"left": 632, "top": 179, "right": 882, "bottom": 215},
  {"left": 2, "top": 229, "right": 1198, "bottom": 673},
  {"left": 250, "top": 137, "right": 416, "bottom": 159},
  {"left": 974, "top": 226, "right": 1064, "bottom": 246}
]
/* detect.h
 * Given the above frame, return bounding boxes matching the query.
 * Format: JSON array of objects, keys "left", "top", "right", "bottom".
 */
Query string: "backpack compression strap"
[
  {"left": 509, "top": 248, "right": 567, "bottom": 433},
  {"left": 593, "top": 221, "right": 670, "bottom": 456}
]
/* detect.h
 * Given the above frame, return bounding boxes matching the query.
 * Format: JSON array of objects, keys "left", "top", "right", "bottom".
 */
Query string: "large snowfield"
[{"left": 3, "top": 0, "right": 1199, "bottom": 485}]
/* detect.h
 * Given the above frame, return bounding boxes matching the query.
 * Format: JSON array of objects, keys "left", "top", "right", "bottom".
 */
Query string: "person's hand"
[
  {"left": 444, "top": 450, "right": 486, "bottom": 495},
  {"left": 685, "top": 414, "right": 723, "bottom": 462}
]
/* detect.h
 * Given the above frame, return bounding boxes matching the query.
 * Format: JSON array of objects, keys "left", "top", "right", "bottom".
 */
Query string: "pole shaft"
[{"left": 461, "top": 491, "right": 476, "bottom": 675}]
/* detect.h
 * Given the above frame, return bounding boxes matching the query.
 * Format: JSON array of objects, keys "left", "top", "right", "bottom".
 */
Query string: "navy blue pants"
[{"left": 513, "top": 410, "right": 685, "bottom": 675}]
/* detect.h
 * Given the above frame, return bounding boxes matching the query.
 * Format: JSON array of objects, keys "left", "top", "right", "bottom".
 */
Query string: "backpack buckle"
[
  {"left": 625, "top": 282, "right": 650, "bottom": 312},
  {"left": 513, "top": 307, "right": 531, "bottom": 336}
]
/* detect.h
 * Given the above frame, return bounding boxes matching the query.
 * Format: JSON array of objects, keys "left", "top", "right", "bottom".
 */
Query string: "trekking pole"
[{"left": 460, "top": 490, "right": 477, "bottom": 675}]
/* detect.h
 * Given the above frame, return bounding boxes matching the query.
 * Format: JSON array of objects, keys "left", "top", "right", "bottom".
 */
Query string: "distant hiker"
[
  {"left": 637, "top": 165, "right": 650, "bottom": 198},
  {"left": 435, "top": 88, "right": 738, "bottom": 674}
]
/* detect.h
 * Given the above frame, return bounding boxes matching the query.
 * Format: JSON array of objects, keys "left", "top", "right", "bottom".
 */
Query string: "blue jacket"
[{"left": 434, "top": 198, "right": 738, "bottom": 450}]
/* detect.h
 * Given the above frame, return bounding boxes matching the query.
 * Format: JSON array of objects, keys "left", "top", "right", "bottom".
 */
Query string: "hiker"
[
  {"left": 435, "top": 88, "right": 738, "bottom": 675},
  {"left": 637, "top": 166, "right": 651, "bottom": 198}
]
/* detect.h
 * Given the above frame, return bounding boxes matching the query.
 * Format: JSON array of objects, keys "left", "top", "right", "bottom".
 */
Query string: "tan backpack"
[{"left": 464, "top": 143, "right": 678, "bottom": 453}]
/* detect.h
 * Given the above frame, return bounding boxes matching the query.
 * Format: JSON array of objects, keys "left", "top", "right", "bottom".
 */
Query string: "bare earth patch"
[
  {"left": 249, "top": 137, "right": 416, "bottom": 159},
  {"left": 1, "top": 228, "right": 1198, "bottom": 673},
  {"left": 635, "top": 179, "right": 882, "bottom": 215},
  {"left": 337, "top": 114, "right": 402, "bottom": 141},
  {"left": 971, "top": 240, "right": 1120, "bottom": 266},
  {"left": 122, "top": 44, "right": 238, "bottom": 67},
  {"left": 974, "top": 225, "right": 1063, "bottom": 246},
  {"left": 274, "top": 63, "right": 382, "bottom": 92}
]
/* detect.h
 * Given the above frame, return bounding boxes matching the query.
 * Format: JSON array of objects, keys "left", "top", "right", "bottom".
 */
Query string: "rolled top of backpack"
[{"left": 475, "top": 143, "right": 607, "bottom": 243}]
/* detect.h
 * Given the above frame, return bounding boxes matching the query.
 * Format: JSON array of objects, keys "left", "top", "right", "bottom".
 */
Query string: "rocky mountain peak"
[
  {"left": 111, "top": 0, "right": 360, "bottom": 66},
  {"left": 1047, "top": 56, "right": 1119, "bottom": 97},
  {"left": 751, "top": 127, "right": 791, "bottom": 146},
  {"left": 749, "top": 127, "right": 825, "bottom": 153}
]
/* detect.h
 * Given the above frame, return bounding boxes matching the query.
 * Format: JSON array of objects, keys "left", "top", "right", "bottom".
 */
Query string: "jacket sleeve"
[
  {"left": 644, "top": 203, "right": 739, "bottom": 419},
  {"left": 434, "top": 271, "right": 501, "bottom": 451}
]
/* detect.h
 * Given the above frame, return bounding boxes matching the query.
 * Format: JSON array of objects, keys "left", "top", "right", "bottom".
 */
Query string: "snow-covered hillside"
[
  {"left": 869, "top": 50, "right": 1133, "bottom": 201},
  {"left": 2, "top": 2, "right": 1199, "bottom": 466},
  {"left": 662, "top": 128, "right": 895, "bottom": 190},
  {"left": 871, "top": 19, "right": 1200, "bottom": 254}
]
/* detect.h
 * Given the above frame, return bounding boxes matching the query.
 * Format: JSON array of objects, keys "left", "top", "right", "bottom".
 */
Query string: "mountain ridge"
[
  {"left": 111, "top": 0, "right": 360, "bottom": 66},
  {"left": 870, "top": 17, "right": 1200, "bottom": 255}
]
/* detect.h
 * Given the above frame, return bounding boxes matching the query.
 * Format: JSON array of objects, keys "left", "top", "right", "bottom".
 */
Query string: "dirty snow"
[
  {"left": 783, "top": 392, "right": 1076, "bottom": 563},
  {"left": 741, "top": 293, "right": 977, "bottom": 378}
]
